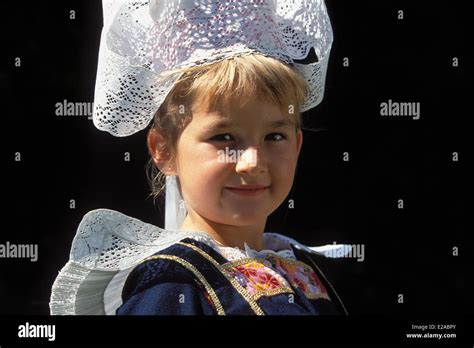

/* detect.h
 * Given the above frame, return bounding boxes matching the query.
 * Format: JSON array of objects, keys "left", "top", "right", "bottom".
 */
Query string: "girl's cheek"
[{"left": 270, "top": 148, "right": 296, "bottom": 164}]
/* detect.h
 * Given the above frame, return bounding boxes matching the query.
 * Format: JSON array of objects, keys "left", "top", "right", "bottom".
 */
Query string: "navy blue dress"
[{"left": 117, "top": 238, "right": 347, "bottom": 315}]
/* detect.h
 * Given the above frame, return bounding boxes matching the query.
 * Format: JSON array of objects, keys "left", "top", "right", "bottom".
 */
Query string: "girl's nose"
[{"left": 235, "top": 147, "right": 268, "bottom": 175}]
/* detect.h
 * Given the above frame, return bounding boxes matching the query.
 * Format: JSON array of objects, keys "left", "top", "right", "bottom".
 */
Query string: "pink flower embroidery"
[
  {"left": 270, "top": 258, "right": 329, "bottom": 299},
  {"left": 230, "top": 261, "right": 290, "bottom": 295}
]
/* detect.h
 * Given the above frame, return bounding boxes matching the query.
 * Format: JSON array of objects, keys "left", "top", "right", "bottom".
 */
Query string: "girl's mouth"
[{"left": 225, "top": 185, "right": 270, "bottom": 197}]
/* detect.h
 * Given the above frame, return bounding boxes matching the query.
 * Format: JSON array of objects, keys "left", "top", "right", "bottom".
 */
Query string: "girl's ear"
[
  {"left": 296, "top": 129, "right": 303, "bottom": 157},
  {"left": 147, "top": 128, "right": 177, "bottom": 175}
]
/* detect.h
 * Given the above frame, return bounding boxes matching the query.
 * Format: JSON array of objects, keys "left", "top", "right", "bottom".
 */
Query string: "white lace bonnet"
[{"left": 92, "top": 0, "right": 334, "bottom": 231}]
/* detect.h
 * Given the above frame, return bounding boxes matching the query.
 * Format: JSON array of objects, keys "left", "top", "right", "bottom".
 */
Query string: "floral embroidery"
[
  {"left": 222, "top": 260, "right": 294, "bottom": 299},
  {"left": 268, "top": 256, "right": 331, "bottom": 301},
  {"left": 222, "top": 256, "right": 331, "bottom": 301}
]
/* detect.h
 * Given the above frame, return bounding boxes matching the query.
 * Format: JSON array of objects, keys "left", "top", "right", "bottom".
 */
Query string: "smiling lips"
[{"left": 225, "top": 185, "right": 270, "bottom": 196}]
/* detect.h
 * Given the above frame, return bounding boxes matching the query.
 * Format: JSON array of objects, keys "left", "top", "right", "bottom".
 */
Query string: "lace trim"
[{"left": 93, "top": 0, "right": 333, "bottom": 137}]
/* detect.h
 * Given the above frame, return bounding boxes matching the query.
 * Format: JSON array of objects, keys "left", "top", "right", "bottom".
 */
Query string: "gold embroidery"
[
  {"left": 221, "top": 255, "right": 315, "bottom": 272},
  {"left": 220, "top": 260, "right": 294, "bottom": 300},
  {"left": 221, "top": 257, "right": 271, "bottom": 269},
  {"left": 177, "top": 242, "right": 266, "bottom": 315},
  {"left": 177, "top": 241, "right": 331, "bottom": 307},
  {"left": 220, "top": 269, "right": 295, "bottom": 301},
  {"left": 221, "top": 255, "right": 331, "bottom": 301},
  {"left": 143, "top": 254, "right": 226, "bottom": 315}
]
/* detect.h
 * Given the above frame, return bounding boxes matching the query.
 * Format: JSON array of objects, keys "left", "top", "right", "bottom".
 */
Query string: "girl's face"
[{"left": 172, "top": 97, "right": 303, "bottom": 228}]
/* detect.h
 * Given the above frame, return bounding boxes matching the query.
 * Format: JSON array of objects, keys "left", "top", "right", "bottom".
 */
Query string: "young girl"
[{"left": 50, "top": 0, "right": 349, "bottom": 315}]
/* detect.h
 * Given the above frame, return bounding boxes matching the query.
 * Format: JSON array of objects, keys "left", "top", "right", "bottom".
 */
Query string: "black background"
[{"left": 1, "top": 0, "right": 470, "bottom": 343}]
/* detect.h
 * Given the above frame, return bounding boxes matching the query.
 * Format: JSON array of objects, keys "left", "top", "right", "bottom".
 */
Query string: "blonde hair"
[{"left": 146, "top": 53, "right": 309, "bottom": 200}]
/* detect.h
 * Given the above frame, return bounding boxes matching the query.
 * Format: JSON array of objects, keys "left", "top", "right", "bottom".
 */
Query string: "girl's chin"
[{"left": 225, "top": 211, "right": 270, "bottom": 225}]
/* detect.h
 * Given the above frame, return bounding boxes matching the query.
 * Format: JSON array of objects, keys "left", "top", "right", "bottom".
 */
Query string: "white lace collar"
[
  {"left": 50, "top": 209, "right": 350, "bottom": 315},
  {"left": 192, "top": 234, "right": 299, "bottom": 262}
]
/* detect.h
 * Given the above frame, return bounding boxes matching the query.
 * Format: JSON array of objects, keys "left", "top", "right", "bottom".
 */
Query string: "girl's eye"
[
  {"left": 210, "top": 133, "right": 287, "bottom": 142},
  {"left": 210, "top": 133, "right": 233, "bottom": 142},
  {"left": 266, "top": 133, "right": 287, "bottom": 141}
]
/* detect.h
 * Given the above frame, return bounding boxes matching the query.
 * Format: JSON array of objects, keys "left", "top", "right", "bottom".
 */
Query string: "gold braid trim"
[
  {"left": 143, "top": 254, "right": 226, "bottom": 315},
  {"left": 192, "top": 248, "right": 331, "bottom": 302},
  {"left": 177, "top": 242, "right": 266, "bottom": 315}
]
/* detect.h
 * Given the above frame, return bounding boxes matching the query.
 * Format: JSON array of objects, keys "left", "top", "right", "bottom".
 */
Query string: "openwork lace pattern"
[{"left": 93, "top": 0, "right": 333, "bottom": 136}]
